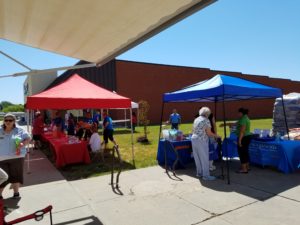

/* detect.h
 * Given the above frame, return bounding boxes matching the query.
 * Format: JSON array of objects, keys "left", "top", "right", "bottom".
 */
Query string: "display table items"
[
  {"left": 41, "top": 132, "right": 91, "bottom": 168},
  {"left": 157, "top": 138, "right": 219, "bottom": 169},
  {"left": 222, "top": 134, "right": 300, "bottom": 173}
]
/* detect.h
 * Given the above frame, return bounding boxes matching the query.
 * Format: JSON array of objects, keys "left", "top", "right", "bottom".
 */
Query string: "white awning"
[{"left": 0, "top": 0, "right": 215, "bottom": 65}]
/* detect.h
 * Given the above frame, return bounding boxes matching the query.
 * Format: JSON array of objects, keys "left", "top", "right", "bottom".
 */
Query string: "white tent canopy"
[
  {"left": 0, "top": 0, "right": 215, "bottom": 66},
  {"left": 131, "top": 101, "right": 139, "bottom": 109}
]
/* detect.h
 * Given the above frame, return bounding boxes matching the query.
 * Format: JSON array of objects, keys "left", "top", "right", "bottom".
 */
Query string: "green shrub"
[{"left": 3, "top": 104, "right": 24, "bottom": 113}]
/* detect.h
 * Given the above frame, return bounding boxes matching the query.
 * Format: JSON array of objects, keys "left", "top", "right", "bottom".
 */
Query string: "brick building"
[{"left": 47, "top": 59, "right": 300, "bottom": 124}]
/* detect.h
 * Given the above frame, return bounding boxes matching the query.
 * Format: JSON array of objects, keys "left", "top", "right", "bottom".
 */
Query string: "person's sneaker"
[
  {"left": 12, "top": 192, "right": 20, "bottom": 199},
  {"left": 196, "top": 174, "right": 202, "bottom": 178},
  {"left": 202, "top": 175, "right": 216, "bottom": 181},
  {"left": 209, "top": 165, "right": 216, "bottom": 171}
]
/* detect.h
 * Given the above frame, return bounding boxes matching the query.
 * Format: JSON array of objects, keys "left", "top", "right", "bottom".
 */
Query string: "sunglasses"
[{"left": 4, "top": 119, "right": 14, "bottom": 122}]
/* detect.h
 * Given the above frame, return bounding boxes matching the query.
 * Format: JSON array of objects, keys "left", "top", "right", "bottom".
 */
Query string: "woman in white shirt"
[
  {"left": 89, "top": 125, "right": 101, "bottom": 153},
  {"left": 88, "top": 125, "right": 104, "bottom": 162},
  {"left": 191, "top": 107, "right": 219, "bottom": 181}
]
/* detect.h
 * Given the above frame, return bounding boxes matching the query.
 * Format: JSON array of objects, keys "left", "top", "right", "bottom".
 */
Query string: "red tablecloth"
[{"left": 41, "top": 132, "right": 90, "bottom": 168}]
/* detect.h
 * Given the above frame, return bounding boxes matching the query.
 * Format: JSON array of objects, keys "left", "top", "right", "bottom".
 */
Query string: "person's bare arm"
[
  {"left": 219, "top": 122, "right": 236, "bottom": 128},
  {"left": 238, "top": 125, "right": 246, "bottom": 147},
  {"left": 212, "top": 118, "right": 217, "bottom": 135},
  {"left": 18, "top": 137, "right": 31, "bottom": 149},
  {"left": 206, "top": 127, "right": 220, "bottom": 139}
]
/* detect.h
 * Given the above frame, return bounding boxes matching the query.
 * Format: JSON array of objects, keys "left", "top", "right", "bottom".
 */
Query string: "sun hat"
[{"left": 4, "top": 113, "right": 16, "bottom": 120}]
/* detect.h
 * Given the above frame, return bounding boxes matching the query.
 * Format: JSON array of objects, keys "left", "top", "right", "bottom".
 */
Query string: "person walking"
[
  {"left": 0, "top": 113, "right": 30, "bottom": 199},
  {"left": 191, "top": 107, "right": 219, "bottom": 181},
  {"left": 101, "top": 111, "right": 118, "bottom": 149}
]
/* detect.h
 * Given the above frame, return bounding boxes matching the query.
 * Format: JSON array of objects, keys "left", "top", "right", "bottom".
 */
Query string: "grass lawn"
[{"left": 44, "top": 118, "right": 272, "bottom": 180}]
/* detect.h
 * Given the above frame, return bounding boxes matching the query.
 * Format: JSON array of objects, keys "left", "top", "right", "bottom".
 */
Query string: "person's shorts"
[
  {"left": 103, "top": 129, "right": 114, "bottom": 143},
  {"left": 171, "top": 123, "right": 179, "bottom": 130},
  {"left": 32, "top": 134, "right": 41, "bottom": 141},
  {"left": 0, "top": 158, "right": 25, "bottom": 188}
]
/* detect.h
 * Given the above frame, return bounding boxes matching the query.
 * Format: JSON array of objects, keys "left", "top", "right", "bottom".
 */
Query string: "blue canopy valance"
[{"left": 163, "top": 74, "right": 282, "bottom": 103}]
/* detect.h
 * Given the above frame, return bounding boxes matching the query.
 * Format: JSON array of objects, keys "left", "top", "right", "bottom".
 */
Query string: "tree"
[
  {"left": 2, "top": 104, "right": 24, "bottom": 113},
  {"left": 0, "top": 101, "right": 13, "bottom": 108},
  {"left": 138, "top": 100, "right": 150, "bottom": 142}
]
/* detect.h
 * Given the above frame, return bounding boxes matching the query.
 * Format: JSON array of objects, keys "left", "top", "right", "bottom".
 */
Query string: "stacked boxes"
[{"left": 273, "top": 93, "right": 300, "bottom": 134}]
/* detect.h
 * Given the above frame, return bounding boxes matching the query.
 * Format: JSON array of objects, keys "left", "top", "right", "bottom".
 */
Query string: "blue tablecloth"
[
  {"left": 157, "top": 139, "right": 219, "bottom": 168},
  {"left": 222, "top": 137, "right": 300, "bottom": 173}
]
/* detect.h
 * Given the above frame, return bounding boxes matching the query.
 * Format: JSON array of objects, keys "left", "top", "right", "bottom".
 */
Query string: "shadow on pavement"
[
  {"left": 173, "top": 159, "right": 300, "bottom": 201},
  {"left": 54, "top": 216, "right": 104, "bottom": 225},
  {"left": 3, "top": 197, "right": 21, "bottom": 217},
  {"left": 23, "top": 149, "right": 65, "bottom": 187}
]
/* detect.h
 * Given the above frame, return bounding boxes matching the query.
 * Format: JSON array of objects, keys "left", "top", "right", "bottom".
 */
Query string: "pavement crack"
[
  {"left": 177, "top": 193, "right": 259, "bottom": 225},
  {"left": 231, "top": 180, "right": 300, "bottom": 203},
  {"left": 51, "top": 204, "right": 89, "bottom": 215},
  {"left": 175, "top": 194, "right": 215, "bottom": 215}
]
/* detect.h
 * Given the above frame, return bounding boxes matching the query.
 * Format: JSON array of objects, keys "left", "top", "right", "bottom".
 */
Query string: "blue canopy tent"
[{"left": 161, "top": 74, "right": 289, "bottom": 184}]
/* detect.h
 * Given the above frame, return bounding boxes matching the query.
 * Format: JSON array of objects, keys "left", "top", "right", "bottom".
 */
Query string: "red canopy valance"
[{"left": 26, "top": 74, "right": 131, "bottom": 109}]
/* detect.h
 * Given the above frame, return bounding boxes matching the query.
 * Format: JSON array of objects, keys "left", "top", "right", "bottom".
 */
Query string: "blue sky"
[{"left": 1, "top": 0, "right": 300, "bottom": 104}]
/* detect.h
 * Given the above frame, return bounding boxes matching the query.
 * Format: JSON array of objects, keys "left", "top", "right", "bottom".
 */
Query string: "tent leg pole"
[
  {"left": 214, "top": 100, "right": 217, "bottom": 117},
  {"left": 281, "top": 96, "right": 290, "bottom": 140},
  {"left": 130, "top": 108, "right": 135, "bottom": 167},
  {"left": 26, "top": 109, "right": 30, "bottom": 133},
  {"left": 125, "top": 109, "right": 127, "bottom": 128},
  {"left": 158, "top": 101, "right": 165, "bottom": 171},
  {"left": 158, "top": 102, "right": 165, "bottom": 142},
  {"left": 26, "top": 109, "right": 31, "bottom": 174},
  {"left": 222, "top": 100, "right": 230, "bottom": 184},
  {"left": 215, "top": 100, "right": 223, "bottom": 179}
]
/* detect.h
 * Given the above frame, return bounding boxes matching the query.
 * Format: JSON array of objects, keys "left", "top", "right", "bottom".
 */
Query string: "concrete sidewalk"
[{"left": 2, "top": 150, "right": 300, "bottom": 225}]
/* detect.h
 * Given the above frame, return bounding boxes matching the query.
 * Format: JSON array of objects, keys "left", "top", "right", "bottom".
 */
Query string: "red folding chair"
[{"left": 0, "top": 200, "right": 53, "bottom": 225}]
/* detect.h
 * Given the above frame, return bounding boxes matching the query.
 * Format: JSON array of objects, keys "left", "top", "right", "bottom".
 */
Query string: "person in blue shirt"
[
  {"left": 0, "top": 113, "right": 30, "bottom": 199},
  {"left": 169, "top": 109, "right": 181, "bottom": 130},
  {"left": 93, "top": 110, "right": 101, "bottom": 128},
  {"left": 101, "top": 111, "right": 117, "bottom": 149}
]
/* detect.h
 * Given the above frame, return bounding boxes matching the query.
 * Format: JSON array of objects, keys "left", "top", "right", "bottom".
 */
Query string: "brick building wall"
[{"left": 115, "top": 60, "right": 300, "bottom": 124}]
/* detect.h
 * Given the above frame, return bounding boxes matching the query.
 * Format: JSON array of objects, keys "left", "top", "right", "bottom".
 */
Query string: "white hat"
[{"left": 4, "top": 113, "right": 16, "bottom": 120}]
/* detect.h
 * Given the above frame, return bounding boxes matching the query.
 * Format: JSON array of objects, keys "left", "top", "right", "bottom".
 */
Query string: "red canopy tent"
[
  {"left": 26, "top": 74, "right": 131, "bottom": 109},
  {"left": 26, "top": 74, "right": 135, "bottom": 164}
]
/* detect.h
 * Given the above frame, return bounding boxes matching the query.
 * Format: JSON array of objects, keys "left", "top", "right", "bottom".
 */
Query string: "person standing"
[
  {"left": 53, "top": 111, "right": 64, "bottom": 132},
  {"left": 101, "top": 110, "right": 117, "bottom": 149},
  {"left": 131, "top": 112, "right": 137, "bottom": 132},
  {"left": 191, "top": 107, "right": 219, "bottom": 181},
  {"left": 0, "top": 113, "right": 30, "bottom": 199},
  {"left": 67, "top": 113, "right": 75, "bottom": 135},
  {"left": 236, "top": 108, "right": 252, "bottom": 173},
  {"left": 64, "top": 111, "right": 69, "bottom": 128},
  {"left": 169, "top": 109, "right": 181, "bottom": 130},
  {"left": 208, "top": 113, "right": 218, "bottom": 171},
  {"left": 93, "top": 110, "right": 101, "bottom": 128},
  {"left": 32, "top": 111, "right": 44, "bottom": 149}
]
